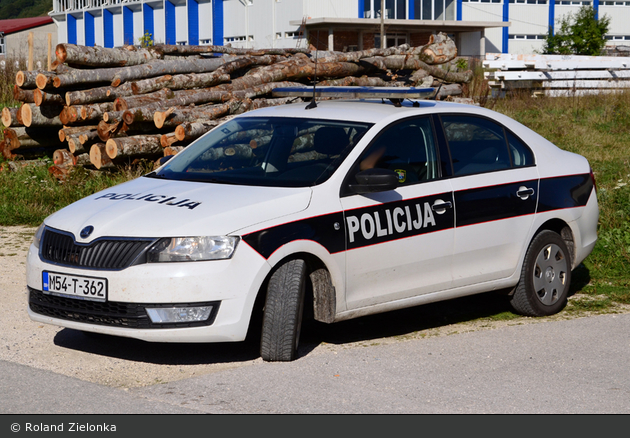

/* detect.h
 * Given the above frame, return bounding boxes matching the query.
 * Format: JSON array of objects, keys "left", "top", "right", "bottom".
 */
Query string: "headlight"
[
  {"left": 147, "top": 236, "right": 239, "bottom": 262},
  {"left": 32, "top": 224, "right": 46, "bottom": 249}
]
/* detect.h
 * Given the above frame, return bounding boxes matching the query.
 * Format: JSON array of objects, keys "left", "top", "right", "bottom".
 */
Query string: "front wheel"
[
  {"left": 510, "top": 230, "right": 572, "bottom": 317},
  {"left": 260, "top": 259, "right": 307, "bottom": 362}
]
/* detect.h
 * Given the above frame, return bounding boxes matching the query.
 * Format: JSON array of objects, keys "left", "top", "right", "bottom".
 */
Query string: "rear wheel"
[
  {"left": 260, "top": 259, "right": 307, "bottom": 362},
  {"left": 510, "top": 230, "right": 572, "bottom": 317}
]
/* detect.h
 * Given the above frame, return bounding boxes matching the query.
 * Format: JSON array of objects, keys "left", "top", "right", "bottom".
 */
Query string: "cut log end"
[
  {"left": 1, "top": 108, "right": 13, "bottom": 128},
  {"left": 36, "top": 74, "right": 49, "bottom": 90},
  {"left": 21, "top": 104, "right": 33, "bottom": 128},
  {"left": 105, "top": 138, "right": 119, "bottom": 159},
  {"left": 34, "top": 89, "right": 43, "bottom": 106},
  {"left": 15, "top": 71, "right": 26, "bottom": 88},
  {"left": 90, "top": 143, "right": 113, "bottom": 169},
  {"left": 55, "top": 44, "right": 68, "bottom": 63},
  {"left": 154, "top": 107, "right": 176, "bottom": 129}
]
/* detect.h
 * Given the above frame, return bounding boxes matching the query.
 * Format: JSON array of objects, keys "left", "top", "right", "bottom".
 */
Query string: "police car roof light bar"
[{"left": 272, "top": 86, "right": 436, "bottom": 102}]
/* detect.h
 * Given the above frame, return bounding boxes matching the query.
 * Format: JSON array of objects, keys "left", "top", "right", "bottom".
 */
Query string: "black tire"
[
  {"left": 260, "top": 259, "right": 307, "bottom": 362},
  {"left": 510, "top": 230, "right": 572, "bottom": 317}
]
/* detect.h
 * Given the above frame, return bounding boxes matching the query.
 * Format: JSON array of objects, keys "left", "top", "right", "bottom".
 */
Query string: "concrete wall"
[{"left": 3, "top": 23, "right": 58, "bottom": 64}]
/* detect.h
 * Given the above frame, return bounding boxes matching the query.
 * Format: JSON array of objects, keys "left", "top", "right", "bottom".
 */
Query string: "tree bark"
[
  {"left": 114, "top": 88, "right": 173, "bottom": 111},
  {"left": 109, "top": 57, "right": 235, "bottom": 87},
  {"left": 153, "top": 104, "right": 230, "bottom": 129},
  {"left": 105, "top": 134, "right": 163, "bottom": 159},
  {"left": 21, "top": 103, "right": 64, "bottom": 127},
  {"left": 1, "top": 107, "right": 23, "bottom": 128},
  {"left": 33, "top": 89, "right": 66, "bottom": 106},
  {"left": 174, "top": 120, "right": 219, "bottom": 142},
  {"left": 416, "top": 32, "right": 459, "bottom": 65},
  {"left": 14, "top": 85, "right": 35, "bottom": 103},
  {"left": 160, "top": 132, "right": 180, "bottom": 148},
  {"left": 55, "top": 44, "right": 161, "bottom": 68},
  {"left": 152, "top": 45, "right": 308, "bottom": 57},
  {"left": 59, "top": 125, "right": 98, "bottom": 142},
  {"left": 16, "top": 70, "right": 53, "bottom": 89},
  {"left": 361, "top": 56, "right": 473, "bottom": 83},
  {"left": 80, "top": 102, "right": 116, "bottom": 121},
  {"left": 65, "top": 82, "right": 135, "bottom": 105}
]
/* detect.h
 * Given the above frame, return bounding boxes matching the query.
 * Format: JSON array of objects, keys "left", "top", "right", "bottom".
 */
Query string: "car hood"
[{"left": 45, "top": 176, "right": 313, "bottom": 242}]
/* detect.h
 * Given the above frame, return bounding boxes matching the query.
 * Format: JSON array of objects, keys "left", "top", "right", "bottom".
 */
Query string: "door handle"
[
  {"left": 516, "top": 187, "right": 535, "bottom": 200},
  {"left": 432, "top": 200, "right": 453, "bottom": 214}
]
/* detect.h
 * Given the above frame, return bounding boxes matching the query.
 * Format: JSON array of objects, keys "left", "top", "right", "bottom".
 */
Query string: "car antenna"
[
  {"left": 305, "top": 48, "right": 318, "bottom": 110},
  {"left": 431, "top": 83, "right": 443, "bottom": 101}
]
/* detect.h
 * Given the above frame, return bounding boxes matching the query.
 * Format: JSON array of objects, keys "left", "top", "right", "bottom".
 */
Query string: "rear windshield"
[{"left": 148, "top": 117, "right": 373, "bottom": 187}]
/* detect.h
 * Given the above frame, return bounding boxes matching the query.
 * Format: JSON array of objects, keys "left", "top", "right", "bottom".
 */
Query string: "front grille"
[
  {"left": 28, "top": 288, "right": 220, "bottom": 329},
  {"left": 40, "top": 228, "right": 155, "bottom": 270}
]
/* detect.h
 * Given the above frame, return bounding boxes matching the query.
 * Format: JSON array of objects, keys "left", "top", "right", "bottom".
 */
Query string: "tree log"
[
  {"left": 21, "top": 103, "right": 64, "bottom": 127},
  {"left": 55, "top": 44, "right": 161, "bottom": 68},
  {"left": 4, "top": 126, "right": 64, "bottom": 150},
  {"left": 53, "top": 148, "right": 74, "bottom": 166},
  {"left": 106, "top": 134, "right": 163, "bottom": 159},
  {"left": 13, "top": 85, "right": 35, "bottom": 103},
  {"left": 160, "top": 132, "right": 180, "bottom": 148},
  {"left": 16, "top": 70, "right": 54, "bottom": 89},
  {"left": 361, "top": 56, "right": 473, "bottom": 83},
  {"left": 416, "top": 32, "right": 458, "bottom": 65},
  {"left": 114, "top": 88, "right": 173, "bottom": 111},
  {"left": 65, "top": 82, "right": 134, "bottom": 105},
  {"left": 33, "top": 89, "right": 66, "bottom": 106},
  {"left": 1, "top": 107, "right": 23, "bottom": 128},
  {"left": 59, "top": 125, "right": 97, "bottom": 142},
  {"left": 97, "top": 120, "right": 122, "bottom": 142},
  {"left": 174, "top": 121, "right": 220, "bottom": 142},
  {"left": 110, "top": 57, "right": 235, "bottom": 87},
  {"left": 90, "top": 143, "right": 115, "bottom": 169},
  {"left": 80, "top": 102, "right": 115, "bottom": 121},
  {"left": 152, "top": 45, "right": 308, "bottom": 57},
  {"left": 153, "top": 104, "right": 230, "bottom": 129},
  {"left": 163, "top": 146, "right": 185, "bottom": 156}
]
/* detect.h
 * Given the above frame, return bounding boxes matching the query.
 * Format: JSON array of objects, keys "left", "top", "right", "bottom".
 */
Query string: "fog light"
[{"left": 146, "top": 306, "right": 214, "bottom": 323}]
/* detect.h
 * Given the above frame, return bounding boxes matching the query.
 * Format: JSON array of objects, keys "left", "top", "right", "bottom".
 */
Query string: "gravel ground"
[{"left": 2, "top": 225, "right": 628, "bottom": 390}]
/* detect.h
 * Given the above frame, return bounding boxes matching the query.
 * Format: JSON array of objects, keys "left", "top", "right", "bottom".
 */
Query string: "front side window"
[
  {"left": 151, "top": 117, "right": 373, "bottom": 187},
  {"left": 441, "top": 115, "right": 513, "bottom": 176},
  {"left": 352, "top": 116, "right": 440, "bottom": 187}
]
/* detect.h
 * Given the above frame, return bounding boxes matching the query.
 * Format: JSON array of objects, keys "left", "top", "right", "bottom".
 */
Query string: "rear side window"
[
  {"left": 441, "top": 115, "right": 512, "bottom": 176},
  {"left": 506, "top": 131, "right": 535, "bottom": 167}
]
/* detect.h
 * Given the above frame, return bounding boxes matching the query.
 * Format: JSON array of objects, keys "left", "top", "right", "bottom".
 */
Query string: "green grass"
[
  {"left": 0, "top": 159, "right": 149, "bottom": 225},
  {"left": 492, "top": 91, "right": 630, "bottom": 311}
]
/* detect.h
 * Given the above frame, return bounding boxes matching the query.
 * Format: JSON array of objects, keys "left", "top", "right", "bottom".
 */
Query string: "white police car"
[{"left": 26, "top": 87, "right": 598, "bottom": 361}]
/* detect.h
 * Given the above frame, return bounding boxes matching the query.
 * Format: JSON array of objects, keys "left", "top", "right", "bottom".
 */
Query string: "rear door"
[{"left": 438, "top": 114, "right": 539, "bottom": 287}]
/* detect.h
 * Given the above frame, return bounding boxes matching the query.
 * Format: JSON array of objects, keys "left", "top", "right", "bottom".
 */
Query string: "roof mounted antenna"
[
  {"left": 431, "top": 83, "right": 443, "bottom": 101},
  {"left": 305, "top": 49, "right": 318, "bottom": 110}
]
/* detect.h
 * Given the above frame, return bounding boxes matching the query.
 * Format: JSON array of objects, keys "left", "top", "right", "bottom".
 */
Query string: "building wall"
[
  {"left": 47, "top": 0, "right": 630, "bottom": 55},
  {"left": 4, "top": 23, "right": 58, "bottom": 63}
]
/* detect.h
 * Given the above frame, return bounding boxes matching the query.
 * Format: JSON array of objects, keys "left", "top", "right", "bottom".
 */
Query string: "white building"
[{"left": 49, "top": 0, "right": 630, "bottom": 55}]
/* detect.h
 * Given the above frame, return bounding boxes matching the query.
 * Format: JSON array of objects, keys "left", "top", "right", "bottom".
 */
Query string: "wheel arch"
[
  {"left": 532, "top": 218, "right": 575, "bottom": 268},
  {"left": 248, "top": 250, "right": 339, "bottom": 340}
]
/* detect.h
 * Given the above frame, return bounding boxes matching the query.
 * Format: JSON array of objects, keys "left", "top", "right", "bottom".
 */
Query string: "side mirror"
[{"left": 348, "top": 168, "right": 399, "bottom": 194}]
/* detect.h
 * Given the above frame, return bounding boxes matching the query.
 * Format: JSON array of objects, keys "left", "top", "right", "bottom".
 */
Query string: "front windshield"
[{"left": 150, "top": 117, "right": 373, "bottom": 187}]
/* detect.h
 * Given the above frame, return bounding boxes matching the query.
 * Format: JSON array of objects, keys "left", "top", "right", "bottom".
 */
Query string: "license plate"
[{"left": 42, "top": 271, "right": 108, "bottom": 302}]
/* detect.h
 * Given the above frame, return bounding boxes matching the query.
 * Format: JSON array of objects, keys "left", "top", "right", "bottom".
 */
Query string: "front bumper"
[{"left": 26, "top": 241, "right": 271, "bottom": 343}]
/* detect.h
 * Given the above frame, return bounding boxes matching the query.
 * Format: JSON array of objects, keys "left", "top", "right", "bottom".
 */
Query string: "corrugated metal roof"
[{"left": 0, "top": 17, "right": 54, "bottom": 35}]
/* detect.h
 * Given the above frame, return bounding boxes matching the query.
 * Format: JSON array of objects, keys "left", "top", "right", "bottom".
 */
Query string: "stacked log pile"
[{"left": 1, "top": 33, "right": 471, "bottom": 177}]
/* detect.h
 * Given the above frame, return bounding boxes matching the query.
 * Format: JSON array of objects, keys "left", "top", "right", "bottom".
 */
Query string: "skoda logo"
[{"left": 80, "top": 226, "right": 94, "bottom": 239}]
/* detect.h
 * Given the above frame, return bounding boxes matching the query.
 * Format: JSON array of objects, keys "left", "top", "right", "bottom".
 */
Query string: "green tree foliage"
[
  {"left": 0, "top": 0, "right": 53, "bottom": 20},
  {"left": 542, "top": 6, "right": 611, "bottom": 56}
]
